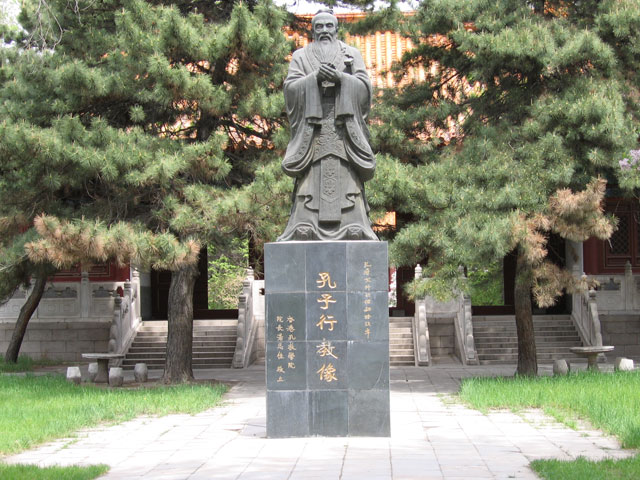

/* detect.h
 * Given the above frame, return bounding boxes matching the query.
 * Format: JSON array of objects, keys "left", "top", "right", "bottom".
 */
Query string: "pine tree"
[
  {"left": 0, "top": 0, "right": 292, "bottom": 381},
  {"left": 368, "top": 0, "right": 639, "bottom": 375},
  {"left": 0, "top": 0, "right": 58, "bottom": 363}
]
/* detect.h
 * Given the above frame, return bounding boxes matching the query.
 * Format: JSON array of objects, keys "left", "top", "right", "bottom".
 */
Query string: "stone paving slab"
[{"left": 4, "top": 364, "right": 636, "bottom": 479}]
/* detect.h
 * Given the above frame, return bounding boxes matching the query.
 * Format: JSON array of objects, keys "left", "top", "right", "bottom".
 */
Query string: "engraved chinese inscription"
[{"left": 363, "top": 261, "right": 373, "bottom": 340}]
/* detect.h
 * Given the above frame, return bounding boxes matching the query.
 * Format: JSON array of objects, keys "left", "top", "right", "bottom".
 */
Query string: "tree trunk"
[
  {"left": 5, "top": 271, "right": 48, "bottom": 363},
  {"left": 514, "top": 246, "right": 538, "bottom": 376},
  {"left": 162, "top": 262, "right": 199, "bottom": 383}
]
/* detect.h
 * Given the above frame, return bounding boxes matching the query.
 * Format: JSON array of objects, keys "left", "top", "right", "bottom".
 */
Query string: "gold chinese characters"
[
  {"left": 274, "top": 315, "right": 297, "bottom": 382},
  {"left": 363, "top": 261, "right": 373, "bottom": 339},
  {"left": 315, "top": 272, "right": 339, "bottom": 382}
]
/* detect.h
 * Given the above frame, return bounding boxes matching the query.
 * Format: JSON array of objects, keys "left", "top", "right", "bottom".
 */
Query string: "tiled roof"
[{"left": 287, "top": 13, "right": 425, "bottom": 89}]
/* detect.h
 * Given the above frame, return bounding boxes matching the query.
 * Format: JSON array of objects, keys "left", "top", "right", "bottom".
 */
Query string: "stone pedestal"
[
  {"left": 264, "top": 241, "right": 390, "bottom": 438},
  {"left": 134, "top": 363, "right": 148, "bottom": 382},
  {"left": 66, "top": 366, "right": 82, "bottom": 385},
  {"left": 108, "top": 367, "right": 124, "bottom": 387}
]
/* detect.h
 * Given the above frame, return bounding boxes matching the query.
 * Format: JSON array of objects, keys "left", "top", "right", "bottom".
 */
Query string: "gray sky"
[{"left": 276, "top": 0, "right": 417, "bottom": 14}]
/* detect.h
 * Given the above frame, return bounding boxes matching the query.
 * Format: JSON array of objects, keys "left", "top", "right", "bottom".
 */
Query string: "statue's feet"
[
  {"left": 347, "top": 227, "right": 363, "bottom": 240},
  {"left": 295, "top": 226, "right": 313, "bottom": 240}
]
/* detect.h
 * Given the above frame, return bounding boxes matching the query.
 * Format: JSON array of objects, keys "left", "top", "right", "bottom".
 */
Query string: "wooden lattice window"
[{"left": 603, "top": 200, "right": 640, "bottom": 269}]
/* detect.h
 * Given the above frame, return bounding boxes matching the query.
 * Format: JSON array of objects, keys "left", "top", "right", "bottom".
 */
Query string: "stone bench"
[
  {"left": 82, "top": 353, "right": 125, "bottom": 383},
  {"left": 569, "top": 346, "right": 614, "bottom": 371}
]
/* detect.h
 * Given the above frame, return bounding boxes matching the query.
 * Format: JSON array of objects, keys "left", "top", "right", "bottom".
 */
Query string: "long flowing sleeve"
[
  {"left": 337, "top": 47, "right": 376, "bottom": 181},
  {"left": 282, "top": 51, "right": 317, "bottom": 177}
]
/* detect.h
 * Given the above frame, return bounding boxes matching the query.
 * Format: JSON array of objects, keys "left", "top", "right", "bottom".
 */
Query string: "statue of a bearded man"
[{"left": 277, "top": 9, "right": 378, "bottom": 242}]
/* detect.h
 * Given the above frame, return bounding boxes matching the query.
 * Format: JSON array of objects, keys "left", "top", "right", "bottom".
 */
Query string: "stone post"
[
  {"left": 80, "top": 270, "right": 90, "bottom": 319},
  {"left": 66, "top": 366, "right": 82, "bottom": 384},
  {"left": 109, "top": 297, "right": 122, "bottom": 354},
  {"left": 87, "top": 362, "right": 99, "bottom": 382},
  {"left": 625, "top": 261, "right": 634, "bottom": 311},
  {"left": 131, "top": 268, "right": 141, "bottom": 320},
  {"left": 109, "top": 367, "right": 124, "bottom": 387},
  {"left": 138, "top": 269, "right": 152, "bottom": 320},
  {"left": 134, "top": 363, "right": 148, "bottom": 382}
]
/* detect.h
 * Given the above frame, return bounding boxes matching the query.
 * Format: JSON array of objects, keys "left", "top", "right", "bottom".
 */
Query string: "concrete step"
[
  {"left": 474, "top": 323, "right": 576, "bottom": 330},
  {"left": 389, "top": 327, "right": 412, "bottom": 334},
  {"left": 390, "top": 348, "right": 414, "bottom": 355},
  {"left": 389, "top": 333, "right": 413, "bottom": 340},
  {"left": 125, "top": 355, "right": 233, "bottom": 362},
  {"left": 133, "top": 334, "right": 237, "bottom": 340},
  {"left": 475, "top": 337, "right": 580, "bottom": 348},
  {"left": 123, "top": 320, "right": 238, "bottom": 370},
  {"left": 122, "top": 358, "right": 232, "bottom": 367},
  {"left": 473, "top": 315, "right": 582, "bottom": 366},
  {"left": 474, "top": 326, "right": 578, "bottom": 335},
  {"left": 477, "top": 347, "right": 583, "bottom": 354},
  {"left": 474, "top": 324, "right": 577, "bottom": 330},
  {"left": 390, "top": 355, "right": 415, "bottom": 363},
  {"left": 136, "top": 329, "right": 237, "bottom": 336},
  {"left": 474, "top": 330, "right": 580, "bottom": 342},
  {"left": 473, "top": 315, "right": 572, "bottom": 322},
  {"left": 473, "top": 318, "right": 573, "bottom": 324},
  {"left": 476, "top": 339, "right": 581, "bottom": 345},
  {"left": 138, "top": 319, "right": 237, "bottom": 327},
  {"left": 389, "top": 317, "right": 413, "bottom": 322},
  {"left": 475, "top": 333, "right": 579, "bottom": 340},
  {"left": 131, "top": 338, "right": 236, "bottom": 347},
  {"left": 474, "top": 324, "right": 576, "bottom": 331},
  {"left": 477, "top": 355, "right": 581, "bottom": 363},
  {"left": 389, "top": 342, "right": 414, "bottom": 349},
  {"left": 478, "top": 358, "right": 580, "bottom": 365},
  {"left": 389, "top": 318, "right": 414, "bottom": 366},
  {"left": 128, "top": 346, "right": 236, "bottom": 354}
]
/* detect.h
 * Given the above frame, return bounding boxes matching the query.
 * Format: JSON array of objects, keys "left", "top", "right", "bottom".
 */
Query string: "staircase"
[
  {"left": 389, "top": 316, "right": 415, "bottom": 366},
  {"left": 473, "top": 315, "right": 583, "bottom": 365},
  {"left": 122, "top": 319, "right": 237, "bottom": 370}
]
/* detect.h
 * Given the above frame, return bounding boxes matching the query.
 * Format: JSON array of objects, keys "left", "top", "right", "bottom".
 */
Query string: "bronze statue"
[{"left": 278, "top": 9, "right": 378, "bottom": 242}]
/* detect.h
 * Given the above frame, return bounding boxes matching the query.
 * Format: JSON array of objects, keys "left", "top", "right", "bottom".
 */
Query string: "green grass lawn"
[
  {"left": 0, "top": 374, "right": 228, "bottom": 455},
  {"left": 0, "top": 463, "right": 109, "bottom": 480},
  {"left": 0, "top": 355, "right": 63, "bottom": 373},
  {"left": 0, "top": 373, "right": 228, "bottom": 479},
  {"left": 530, "top": 456, "right": 640, "bottom": 480},
  {"left": 459, "top": 370, "right": 640, "bottom": 479}
]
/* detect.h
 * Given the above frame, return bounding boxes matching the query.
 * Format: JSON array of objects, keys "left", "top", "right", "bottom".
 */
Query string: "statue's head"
[{"left": 311, "top": 8, "right": 338, "bottom": 45}]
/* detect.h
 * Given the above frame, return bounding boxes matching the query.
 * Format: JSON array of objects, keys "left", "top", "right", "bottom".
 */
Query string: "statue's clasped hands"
[{"left": 318, "top": 63, "right": 341, "bottom": 84}]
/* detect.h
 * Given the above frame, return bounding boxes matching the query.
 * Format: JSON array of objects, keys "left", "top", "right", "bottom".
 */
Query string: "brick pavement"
[{"left": 5, "top": 364, "right": 634, "bottom": 479}]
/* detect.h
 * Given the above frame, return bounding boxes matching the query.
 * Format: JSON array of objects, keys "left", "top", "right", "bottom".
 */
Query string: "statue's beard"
[{"left": 315, "top": 37, "right": 338, "bottom": 63}]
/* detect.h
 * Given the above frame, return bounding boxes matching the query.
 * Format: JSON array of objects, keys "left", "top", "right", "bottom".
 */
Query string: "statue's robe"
[{"left": 277, "top": 40, "right": 378, "bottom": 241}]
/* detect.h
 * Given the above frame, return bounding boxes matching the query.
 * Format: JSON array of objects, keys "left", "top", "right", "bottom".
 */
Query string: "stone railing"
[
  {"left": 571, "top": 276, "right": 603, "bottom": 348},
  {"left": 588, "top": 262, "right": 640, "bottom": 314},
  {"left": 233, "top": 268, "right": 265, "bottom": 368},
  {"left": 107, "top": 269, "right": 143, "bottom": 363},
  {"left": 0, "top": 269, "right": 145, "bottom": 362},
  {"left": 454, "top": 291, "right": 478, "bottom": 365},
  {"left": 412, "top": 265, "right": 431, "bottom": 366},
  {"left": 0, "top": 268, "right": 142, "bottom": 327},
  {"left": 413, "top": 266, "right": 478, "bottom": 365}
]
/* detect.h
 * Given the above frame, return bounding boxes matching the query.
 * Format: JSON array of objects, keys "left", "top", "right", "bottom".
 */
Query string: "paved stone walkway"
[{"left": 5, "top": 365, "right": 635, "bottom": 479}]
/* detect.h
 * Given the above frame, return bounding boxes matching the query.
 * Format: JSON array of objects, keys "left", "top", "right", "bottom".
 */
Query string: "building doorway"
[
  {"left": 469, "top": 237, "right": 569, "bottom": 316},
  {"left": 150, "top": 245, "right": 243, "bottom": 320},
  {"left": 389, "top": 265, "right": 415, "bottom": 317}
]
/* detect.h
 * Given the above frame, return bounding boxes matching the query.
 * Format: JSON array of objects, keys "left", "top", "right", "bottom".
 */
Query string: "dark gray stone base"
[{"left": 265, "top": 241, "right": 390, "bottom": 437}]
